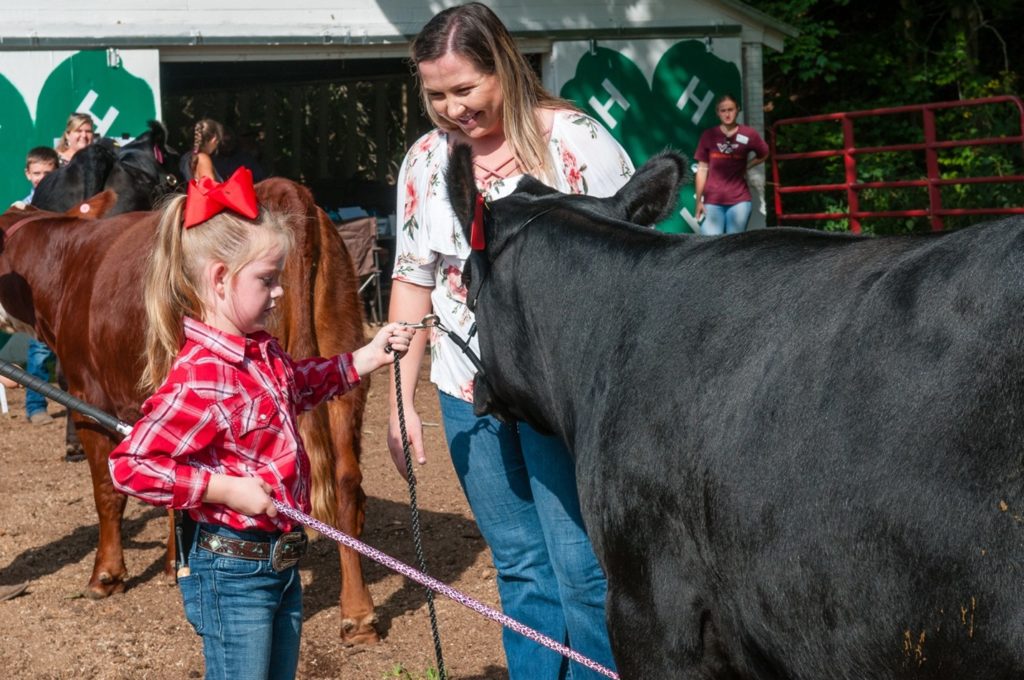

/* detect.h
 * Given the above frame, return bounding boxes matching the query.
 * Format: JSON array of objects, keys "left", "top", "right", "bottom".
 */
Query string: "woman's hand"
[
  {"left": 694, "top": 161, "right": 709, "bottom": 225},
  {"left": 388, "top": 405, "right": 427, "bottom": 476}
]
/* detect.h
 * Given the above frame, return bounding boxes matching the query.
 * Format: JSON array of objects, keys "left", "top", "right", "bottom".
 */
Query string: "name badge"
[{"left": 736, "top": 133, "right": 749, "bottom": 144}]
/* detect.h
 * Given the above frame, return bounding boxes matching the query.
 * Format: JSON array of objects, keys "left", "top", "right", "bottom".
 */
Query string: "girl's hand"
[
  {"left": 352, "top": 322, "right": 415, "bottom": 376},
  {"left": 204, "top": 474, "right": 278, "bottom": 517}
]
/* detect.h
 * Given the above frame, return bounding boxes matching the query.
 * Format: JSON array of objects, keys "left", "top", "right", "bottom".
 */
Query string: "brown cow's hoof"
[
  {"left": 86, "top": 572, "right": 127, "bottom": 599},
  {"left": 340, "top": 614, "right": 380, "bottom": 646},
  {"left": 64, "top": 444, "right": 86, "bottom": 462},
  {"left": 157, "top": 569, "right": 178, "bottom": 587}
]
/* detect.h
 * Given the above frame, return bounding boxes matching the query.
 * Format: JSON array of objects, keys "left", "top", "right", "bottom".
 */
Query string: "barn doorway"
[
  {"left": 161, "top": 56, "right": 433, "bottom": 219},
  {"left": 161, "top": 57, "right": 434, "bottom": 316}
]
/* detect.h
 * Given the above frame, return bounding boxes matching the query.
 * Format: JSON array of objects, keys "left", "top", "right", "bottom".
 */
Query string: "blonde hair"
[
  {"left": 56, "top": 113, "right": 95, "bottom": 153},
  {"left": 410, "top": 2, "right": 577, "bottom": 183},
  {"left": 190, "top": 118, "right": 224, "bottom": 177},
  {"left": 141, "top": 195, "right": 294, "bottom": 390}
]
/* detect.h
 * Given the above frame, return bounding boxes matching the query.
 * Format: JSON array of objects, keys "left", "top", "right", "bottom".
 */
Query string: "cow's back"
[{"left": 483, "top": 216, "right": 1024, "bottom": 678}]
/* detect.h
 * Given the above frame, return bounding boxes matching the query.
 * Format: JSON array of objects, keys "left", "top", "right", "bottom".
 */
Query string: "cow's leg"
[
  {"left": 164, "top": 509, "right": 176, "bottom": 581},
  {"left": 604, "top": 547, "right": 741, "bottom": 680},
  {"left": 328, "top": 395, "right": 379, "bottom": 645},
  {"left": 79, "top": 426, "right": 128, "bottom": 598}
]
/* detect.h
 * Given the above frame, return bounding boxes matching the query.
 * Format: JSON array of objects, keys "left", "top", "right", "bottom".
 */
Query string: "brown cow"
[{"left": 0, "top": 179, "right": 380, "bottom": 644}]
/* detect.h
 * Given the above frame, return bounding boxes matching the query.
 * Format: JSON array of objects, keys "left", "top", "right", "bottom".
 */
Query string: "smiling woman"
[
  {"left": 386, "top": 4, "right": 635, "bottom": 679},
  {"left": 54, "top": 112, "right": 95, "bottom": 166}
]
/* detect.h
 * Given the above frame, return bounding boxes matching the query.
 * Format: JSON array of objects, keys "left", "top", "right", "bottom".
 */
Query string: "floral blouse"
[{"left": 393, "top": 110, "right": 635, "bottom": 403}]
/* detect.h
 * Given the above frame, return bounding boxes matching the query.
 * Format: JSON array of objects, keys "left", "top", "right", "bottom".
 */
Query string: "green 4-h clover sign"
[
  {"left": 0, "top": 74, "right": 36, "bottom": 206},
  {"left": 0, "top": 50, "right": 158, "bottom": 207},
  {"left": 561, "top": 40, "right": 742, "bottom": 233}
]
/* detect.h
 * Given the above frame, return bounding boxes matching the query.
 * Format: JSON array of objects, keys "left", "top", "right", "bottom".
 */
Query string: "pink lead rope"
[
  {"left": 0, "top": 360, "right": 618, "bottom": 679},
  {"left": 272, "top": 499, "right": 620, "bottom": 679}
]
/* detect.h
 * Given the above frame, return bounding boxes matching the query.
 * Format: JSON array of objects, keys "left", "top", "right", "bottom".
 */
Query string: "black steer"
[
  {"left": 446, "top": 143, "right": 1024, "bottom": 679},
  {"left": 33, "top": 120, "right": 180, "bottom": 215}
]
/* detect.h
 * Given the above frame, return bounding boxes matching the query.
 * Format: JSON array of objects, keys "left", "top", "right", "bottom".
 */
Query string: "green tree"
[{"left": 749, "top": 0, "right": 1024, "bottom": 233}]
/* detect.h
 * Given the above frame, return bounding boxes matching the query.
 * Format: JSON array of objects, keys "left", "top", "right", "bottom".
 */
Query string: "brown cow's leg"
[
  {"left": 81, "top": 429, "right": 128, "bottom": 598},
  {"left": 329, "top": 397, "right": 379, "bottom": 645},
  {"left": 164, "top": 509, "right": 177, "bottom": 581},
  {"left": 336, "top": 473, "right": 378, "bottom": 644},
  {"left": 58, "top": 366, "right": 85, "bottom": 462}
]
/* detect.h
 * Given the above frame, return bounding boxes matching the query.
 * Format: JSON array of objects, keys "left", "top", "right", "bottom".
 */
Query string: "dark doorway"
[{"left": 160, "top": 57, "right": 433, "bottom": 217}]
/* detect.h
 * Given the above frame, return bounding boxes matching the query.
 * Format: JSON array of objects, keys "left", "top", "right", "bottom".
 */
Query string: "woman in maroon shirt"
[{"left": 694, "top": 93, "right": 770, "bottom": 234}]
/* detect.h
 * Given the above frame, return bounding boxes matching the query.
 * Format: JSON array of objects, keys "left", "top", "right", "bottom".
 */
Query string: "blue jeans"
[
  {"left": 701, "top": 201, "right": 753, "bottom": 235},
  {"left": 438, "top": 391, "right": 616, "bottom": 680},
  {"left": 179, "top": 523, "right": 303, "bottom": 680},
  {"left": 25, "top": 339, "right": 54, "bottom": 418}
]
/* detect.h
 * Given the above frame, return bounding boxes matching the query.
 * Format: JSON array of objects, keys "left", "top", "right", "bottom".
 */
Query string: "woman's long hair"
[
  {"left": 141, "top": 196, "right": 294, "bottom": 390},
  {"left": 411, "top": 2, "right": 577, "bottom": 183}
]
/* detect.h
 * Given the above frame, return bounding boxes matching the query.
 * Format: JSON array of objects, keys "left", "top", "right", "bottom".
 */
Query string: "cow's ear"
[
  {"left": 614, "top": 151, "right": 690, "bottom": 226},
  {"left": 446, "top": 143, "right": 477, "bottom": 236},
  {"left": 66, "top": 190, "right": 118, "bottom": 220}
]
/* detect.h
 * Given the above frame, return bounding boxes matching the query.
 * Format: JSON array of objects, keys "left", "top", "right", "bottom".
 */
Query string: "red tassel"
[{"left": 470, "top": 193, "right": 486, "bottom": 250}]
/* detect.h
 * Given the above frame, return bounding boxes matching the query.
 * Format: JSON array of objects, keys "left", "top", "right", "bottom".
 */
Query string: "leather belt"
[{"left": 197, "top": 528, "right": 308, "bottom": 571}]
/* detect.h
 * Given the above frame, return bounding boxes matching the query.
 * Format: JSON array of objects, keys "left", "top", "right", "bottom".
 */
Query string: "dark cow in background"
[
  {"left": 33, "top": 120, "right": 181, "bottom": 215},
  {"left": 0, "top": 180, "right": 380, "bottom": 644},
  {"left": 446, "top": 144, "right": 1024, "bottom": 679}
]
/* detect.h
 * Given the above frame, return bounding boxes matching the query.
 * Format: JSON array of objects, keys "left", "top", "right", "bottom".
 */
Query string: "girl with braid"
[{"left": 179, "top": 118, "right": 224, "bottom": 181}]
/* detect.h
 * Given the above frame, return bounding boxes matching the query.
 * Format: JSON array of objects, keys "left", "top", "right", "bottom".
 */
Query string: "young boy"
[
  {"left": 23, "top": 146, "right": 59, "bottom": 204},
  {"left": 19, "top": 146, "right": 60, "bottom": 427}
]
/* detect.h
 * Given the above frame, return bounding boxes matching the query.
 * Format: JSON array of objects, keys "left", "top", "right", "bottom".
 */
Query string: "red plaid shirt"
[{"left": 109, "top": 317, "right": 361, "bottom": 532}]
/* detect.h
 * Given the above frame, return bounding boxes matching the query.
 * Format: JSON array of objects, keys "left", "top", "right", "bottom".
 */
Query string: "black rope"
[
  {"left": 392, "top": 352, "right": 448, "bottom": 680},
  {"left": 0, "top": 359, "right": 132, "bottom": 436}
]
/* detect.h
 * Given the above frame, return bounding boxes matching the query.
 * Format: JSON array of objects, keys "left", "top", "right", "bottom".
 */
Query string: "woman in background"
[
  {"left": 694, "top": 93, "right": 769, "bottom": 234},
  {"left": 55, "top": 112, "right": 96, "bottom": 165}
]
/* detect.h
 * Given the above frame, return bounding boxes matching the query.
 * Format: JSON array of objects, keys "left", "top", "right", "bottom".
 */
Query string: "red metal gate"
[{"left": 770, "top": 96, "right": 1024, "bottom": 233}]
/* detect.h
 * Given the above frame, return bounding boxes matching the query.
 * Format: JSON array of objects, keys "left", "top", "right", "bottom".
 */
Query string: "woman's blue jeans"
[
  {"left": 25, "top": 339, "right": 54, "bottom": 418},
  {"left": 701, "top": 201, "right": 753, "bottom": 235},
  {"left": 179, "top": 523, "right": 303, "bottom": 680},
  {"left": 438, "top": 391, "right": 617, "bottom": 680}
]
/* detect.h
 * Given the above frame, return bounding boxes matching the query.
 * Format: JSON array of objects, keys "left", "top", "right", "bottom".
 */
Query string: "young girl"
[
  {"left": 109, "top": 166, "right": 413, "bottom": 680},
  {"left": 179, "top": 118, "right": 224, "bottom": 181}
]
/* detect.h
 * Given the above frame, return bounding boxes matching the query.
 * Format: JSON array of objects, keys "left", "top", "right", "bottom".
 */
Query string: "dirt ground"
[{"left": 0, "top": 355, "right": 511, "bottom": 679}]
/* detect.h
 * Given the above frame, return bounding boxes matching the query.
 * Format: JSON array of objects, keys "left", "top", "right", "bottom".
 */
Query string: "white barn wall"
[
  {"left": 0, "top": 1, "right": 794, "bottom": 227},
  {"left": 0, "top": 1, "right": 791, "bottom": 51}
]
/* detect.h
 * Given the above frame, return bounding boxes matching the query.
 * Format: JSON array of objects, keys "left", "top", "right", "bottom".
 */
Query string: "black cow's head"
[
  {"left": 119, "top": 120, "right": 183, "bottom": 187},
  {"left": 445, "top": 144, "right": 687, "bottom": 423}
]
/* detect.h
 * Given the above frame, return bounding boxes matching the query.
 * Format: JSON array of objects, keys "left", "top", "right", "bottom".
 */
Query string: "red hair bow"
[{"left": 182, "top": 167, "right": 259, "bottom": 229}]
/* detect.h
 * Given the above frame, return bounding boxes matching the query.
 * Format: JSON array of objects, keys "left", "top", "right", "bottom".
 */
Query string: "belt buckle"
[{"left": 271, "top": 531, "right": 308, "bottom": 571}]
